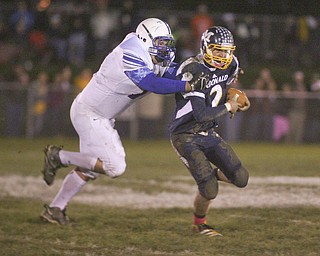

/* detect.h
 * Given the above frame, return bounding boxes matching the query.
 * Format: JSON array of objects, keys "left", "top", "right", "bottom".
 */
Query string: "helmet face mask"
[
  {"left": 136, "top": 18, "right": 176, "bottom": 63},
  {"left": 201, "top": 26, "right": 236, "bottom": 69}
]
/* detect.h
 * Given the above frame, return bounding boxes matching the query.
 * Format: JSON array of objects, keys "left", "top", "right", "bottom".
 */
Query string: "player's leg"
[
  {"left": 41, "top": 125, "right": 126, "bottom": 225},
  {"left": 40, "top": 168, "right": 86, "bottom": 225},
  {"left": 42, "top": 101, "right": 126, "bottom": 185},
  {"left": 171, "top": 133, "right": 222, "bottom": 237},
  {"left": 192, "top": 191, "right": 222, "bottom": 237},
  {"left": 68, "top": 100, "right": 126, "bottom": 178},
  {"left": 41, "top": 102, "right": 126, "bottom": 225},
  {"left": 41, "top": 144, "right": 98, "bottom": 186},
  {"left": 204, "top": 133, "right": 249, "bottom": 188}
]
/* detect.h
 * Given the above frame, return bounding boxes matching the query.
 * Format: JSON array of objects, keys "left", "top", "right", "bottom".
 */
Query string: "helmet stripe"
[
  {"left": 142, "top": 24, "right": 154, "bottom": 41},
  {"left": 164, "top": 22, "right": 171, "bottom": 34}
]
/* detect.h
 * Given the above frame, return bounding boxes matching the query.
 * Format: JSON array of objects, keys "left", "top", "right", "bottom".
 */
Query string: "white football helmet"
[{"left": 136, "top": 18, "right": 176, "bottom": 63}]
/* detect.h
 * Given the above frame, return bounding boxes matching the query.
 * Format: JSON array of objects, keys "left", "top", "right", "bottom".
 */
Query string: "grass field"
[{"left": 0, "top": 137, "right": 319, "bottom": 256}]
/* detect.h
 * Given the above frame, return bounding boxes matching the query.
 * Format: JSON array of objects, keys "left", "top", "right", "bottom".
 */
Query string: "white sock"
[
  {"left": 59, "top": 150, "right": 97, "bottom": 170},
  {"left": 50, "top": 170, "right": 87, "bottom": 210}
]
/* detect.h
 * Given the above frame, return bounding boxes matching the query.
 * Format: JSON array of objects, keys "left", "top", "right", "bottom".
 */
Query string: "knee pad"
[
  {"left": 198, "top": 176, "right": 219, "bottom": 200},
  {"left": 232, "top": 166, "right": 249, "bottom": 188},
  {"left": 102, "top": 161, "right": 126, "bottom": 178}
]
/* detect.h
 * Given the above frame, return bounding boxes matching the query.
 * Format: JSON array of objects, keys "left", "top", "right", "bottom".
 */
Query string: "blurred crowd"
[
  {"left": 218, "top": 68, "right": 320, "bottom": 143},
  {"left": 1, "top": 1, "right": 320, "bottom": 72},
  {"left": 0, "top": 0, "right": 320, "bottom": 142},
  {"left": 0, "top": 0, "right": 140, "bottom": 70}
]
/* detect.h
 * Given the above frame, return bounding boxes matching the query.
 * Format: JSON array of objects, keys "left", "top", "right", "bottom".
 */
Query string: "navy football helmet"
[{"left": 200, "top": 26, "right": 236, "bottom": 69}]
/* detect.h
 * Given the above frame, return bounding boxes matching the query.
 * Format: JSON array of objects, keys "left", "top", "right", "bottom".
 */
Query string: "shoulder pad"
[{"left": 176, "top": 57, "right": 199, "bottom": 76}]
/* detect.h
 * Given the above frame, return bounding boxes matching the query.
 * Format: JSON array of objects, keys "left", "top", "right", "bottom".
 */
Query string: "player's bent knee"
[
  {"left": 103, "top": 161, "right": 126, "bottom": 178},
  {"left": 199, "top": 177, "right": 219, "bottom": 200},
  {"left": 232, "top": 166, "right": 249, "bottom": 188}
]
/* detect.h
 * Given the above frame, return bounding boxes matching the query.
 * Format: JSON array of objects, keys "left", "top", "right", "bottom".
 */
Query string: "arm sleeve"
[
  {"left": 186, "top": 93, "right": 229, "bottom": 122},
  {"left": 125, "top": 69, "right": 187, "bottom": 94},
  {"left": 162, "top": 62, "right": 179, "bottom": 80}
]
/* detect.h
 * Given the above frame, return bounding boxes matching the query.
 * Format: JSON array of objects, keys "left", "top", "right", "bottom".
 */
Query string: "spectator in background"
[
  {"left": 119, "top": 0, "right": 139, "bottom": 40},
  {"left": 0, "top": 14, "right": 20, "bottom": 67},
  {"left": 47, "top": 12, "right": 69, "bottom": 63},
  {"left": 9, "top": 0, "right": 35, "bottom": 46},
  {"left": 283, "top": 16, "right": 300, "bottom": 69},
  {"left": 306, "top": 16, "right": 320, "bottom": 66},
  {"left": 272, "top": 83, "right": 291, "bottom": 142},
  {"left": 68, "top": 2, "right": 89, "bottom": 66},
  {"left": 247, "top": 68, "right": 277, "bottom": 141},
  {"left": 191, "top": 3, "right": 214, "bottom": 52},
  {"left": 4, "top": 64, "right": 30, "bottom": 136},
  {"left": 310, "top": 73, "right": 320, "bottom": 92},
  {"left": 28, "top": 1, "right": 51, "bottom": 65},
  {"left": 297, "top": 16, "right": 311, "bottom": 67},
  {"left": 284, "top": 16, "right": 314, "bottom": 69},
  {"left": 287, "top": 71, "right": 307, "bottom": 143},
  {"left": 73, "top": 67, "right": 93, "bottom": 95},
  {"left": 60, "top": 66, "right": 74, "bottom": 135},
  {"left": 234, "top": 15, "right": 260, "bottom": 68},
  {"left": 305, "top": 73, "right": 320, "bottom": 142},
  {"left": 26, "top": 71, "right": 49, "bottom": 137},
  {"left": 168, "top": 15, "right": 194, "bottom": 62},
  {"left": 45, "top": 70, "right": 66, "bottom": 136},
  {"left": 175, "top": 28, "right": 195, "bottom": 62},
  {"left": 28, "top": 28, "right": 49, "bottom": 64},
  {"left": 68, "top": 17, "right": 87, "bottom": 66},
  {"left": 90, "top": 0, "right": 118, "bottom": 55}
]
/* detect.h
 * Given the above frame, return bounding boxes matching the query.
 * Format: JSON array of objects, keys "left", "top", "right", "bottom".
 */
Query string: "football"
[{"left": 227, "top": 87, "right": 248, "bottom": 108}]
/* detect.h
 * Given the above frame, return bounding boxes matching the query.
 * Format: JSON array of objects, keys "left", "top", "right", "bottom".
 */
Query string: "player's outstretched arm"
[{"left": 126, "top": 70, "right": 209, "bottom": 94}]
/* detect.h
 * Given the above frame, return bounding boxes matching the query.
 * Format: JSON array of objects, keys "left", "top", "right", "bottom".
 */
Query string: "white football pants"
[{"left": 70, "top": 97, "right": 126, "bottom": 178}]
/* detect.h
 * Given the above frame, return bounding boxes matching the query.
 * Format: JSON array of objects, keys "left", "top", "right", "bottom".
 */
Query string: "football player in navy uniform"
[
  {"left": 169, "top": 26, "right": 250, "bottom": 237},
  {"left": 40, "top": 18, "right": 208, "bottom": 225}
]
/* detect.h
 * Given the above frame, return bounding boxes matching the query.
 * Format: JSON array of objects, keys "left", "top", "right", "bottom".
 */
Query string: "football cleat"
[
  {"left": 192, "top": 223, "right": 223, "bottom": 237},
  {"left": 40, "top": 204, "right": 70, "bottom": 225},
  {"left": 42, "top": 145, "right": 66, "bottom": 186}
]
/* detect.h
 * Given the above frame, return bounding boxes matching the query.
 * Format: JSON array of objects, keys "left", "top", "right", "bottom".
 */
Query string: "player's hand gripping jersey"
[{"left": 169, "top": 54, "right": 240, "bottom": 135}]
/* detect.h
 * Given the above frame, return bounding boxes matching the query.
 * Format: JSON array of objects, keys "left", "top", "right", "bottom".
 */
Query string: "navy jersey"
[{"left": 169, "top": 54, "right": 239, "bottom": 134}]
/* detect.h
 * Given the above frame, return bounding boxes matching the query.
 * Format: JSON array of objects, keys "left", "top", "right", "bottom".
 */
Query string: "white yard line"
[{"left": 0, "top": 175, "right": 319, "bottom": 209}]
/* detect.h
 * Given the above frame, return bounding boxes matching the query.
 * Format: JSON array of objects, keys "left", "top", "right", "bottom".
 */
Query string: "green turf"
[
  {"left": 0, "top": 198, "right": 319, "bottom": 256},
  {"left": 1, "top": 137, "right": 319, "bottom": 178},
  {"left": 0, "top": 138, "right": 319, "bottom": 255}
]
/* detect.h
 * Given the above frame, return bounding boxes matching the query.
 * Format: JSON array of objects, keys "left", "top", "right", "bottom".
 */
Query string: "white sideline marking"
[{"left": 0, "top": 175, "right": 319, "bottom": 209}]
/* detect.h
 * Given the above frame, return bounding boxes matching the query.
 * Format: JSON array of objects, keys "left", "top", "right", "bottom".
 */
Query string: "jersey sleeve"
[
  {"left": 186, "top": 93, "right": 229, "bottom": 122},
  {"left": 127, "top": 72, "right": 186, "bottom": 94},
  {"left": 162, "top": 62, "right": 179, "bottom": 79},
  {"left": 122, "top": 50, "right": 153, "bottom": 72},
  {"left": 123, "top": 50, "right": 186, "bottom": 94}
]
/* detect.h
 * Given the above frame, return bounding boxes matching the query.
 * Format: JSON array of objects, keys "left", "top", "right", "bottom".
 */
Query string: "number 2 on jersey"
[{"left": 210, "top": 84, "right": 223, "bottom": 107}]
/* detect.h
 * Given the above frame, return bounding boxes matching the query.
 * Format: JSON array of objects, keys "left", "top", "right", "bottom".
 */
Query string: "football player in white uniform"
[{"left": 40, "top": 18, "right": 208, "bottom": 225}]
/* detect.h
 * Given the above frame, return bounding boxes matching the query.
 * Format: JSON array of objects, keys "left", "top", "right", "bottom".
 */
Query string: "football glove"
[{"left": 189, "top": 72, "right": 210, "bottom": 91}]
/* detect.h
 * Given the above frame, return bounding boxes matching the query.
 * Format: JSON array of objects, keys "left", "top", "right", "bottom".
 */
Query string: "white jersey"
[{"left": 77, "top": 33, "right": 167, "bottom": 119}]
